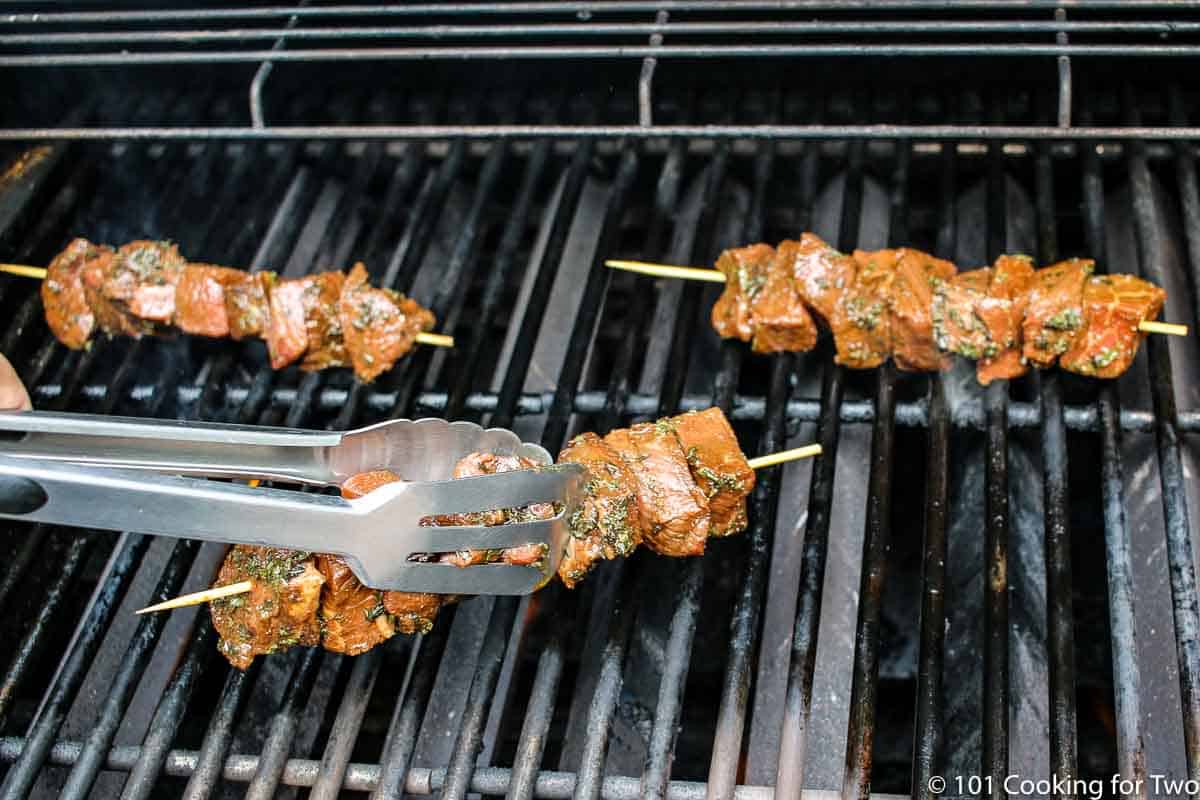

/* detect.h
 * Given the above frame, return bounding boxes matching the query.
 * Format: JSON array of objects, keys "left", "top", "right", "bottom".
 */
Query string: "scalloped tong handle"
[{"left": 0, "top": 413, "right": 583, "bottom": 595}]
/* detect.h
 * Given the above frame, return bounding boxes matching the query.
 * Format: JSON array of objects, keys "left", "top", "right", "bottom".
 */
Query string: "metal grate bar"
[
  {"left": 13, "top": 125, "right": 1200, "bottom": 144},
  {"left": 842, "top": 128, "right": 912, "bottom": 798},
  {"left": 980, "top": 132, "right": 1011, "bottom": 800},
  {"left": 245, "top": 647, "right": 324, "bottom": 798},
  {"left": 1033, "top": 144, "right": 1079, "bottom": 798},
  {"left": 1078, "top": 122, "right": 1148, "bottom": 798},
  {"left": 1125, "top": 94, "right": 1200, "bottom": 783}
]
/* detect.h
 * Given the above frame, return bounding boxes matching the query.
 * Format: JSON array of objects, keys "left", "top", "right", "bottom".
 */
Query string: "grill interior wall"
[{"left": 0, "top": 9, "right": 1198, "bottom": 800}]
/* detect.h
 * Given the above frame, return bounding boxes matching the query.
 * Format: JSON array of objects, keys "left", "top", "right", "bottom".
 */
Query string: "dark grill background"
[{"left": 0, "top": 3, "right": 1199, "bottom": 799}]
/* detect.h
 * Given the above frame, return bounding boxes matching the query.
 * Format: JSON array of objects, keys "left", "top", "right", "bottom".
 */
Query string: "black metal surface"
[{"left": 0, "top": 8, "right": 1198, "bottom": 800}]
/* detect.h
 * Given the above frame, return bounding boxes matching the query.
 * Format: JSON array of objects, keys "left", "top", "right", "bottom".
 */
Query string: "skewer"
[
  {"left": 135, "top": 580, "right": 253, "bottom": 614},
  {"left": 137, "top": 442, "right": 825, "bottom": 613},
  {"left": 605, "top": 259, "right": 1189, "bottom": 337},
  {"left": 0, "top": 263, "right": 457, "bottom": 348}
]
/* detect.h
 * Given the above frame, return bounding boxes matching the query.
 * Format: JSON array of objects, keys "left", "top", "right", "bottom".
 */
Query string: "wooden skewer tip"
[
  {"left": 605, "top": 259, "right": 728, "bottom": 283},
  {"left": 1139, "top": 320, "right": 1189, "bottom": 337},
  {"left": 747, "top": 444, "right": 823, "bottom": 470},
  {"left": 0, "top": 263, "right": 47, "bottom": 280},
  {"left": 136, "top": 580, "right": 253, "bottom": 614},
  {"left": 416, "top": 331, "right": 455, "bottom": 348}
]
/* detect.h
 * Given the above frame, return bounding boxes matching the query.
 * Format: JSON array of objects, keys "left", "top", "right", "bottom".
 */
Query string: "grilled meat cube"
[
  {"left": 605, "top": 422, "right": 710, "bottom": 557},
  {"left": 557, "top": 432, "right": 644, "bottom": 588},
  {"left": 265, "top": 274, "right": 311, "bottom": 369},
  {"left": 887, "top": 248, "right": 957, "bottom": 371},
  {"left": 750, "top": 240, "right": 819, "bottom": 353},
  {"left": 1060, "top": 274, "right": 1167, "bottom": 378},
  {"left": 174, "top": 264, "right": 245, "bottom": 338},
  {"left": 300, "top": 271, "right": 348, "bottom": 370},
  {"left": 672, "top": 408, "right": 755, "bottom": 537},
  {"left": 932, "top": 267, "right": 993, "bottom": 359},
  {"left": 80, "top": 248, "right": 147, "bottom": 337},
  {"left": 340, "top": 469, "right": 448, "bottom": 635},
  {"left": 427, "top": 452, "right": 553, "bottom": 567},
  {"left": 224, "top": 271, "right": 272, "bottom": 340},
  {"left": 1022, "top": 258, "right": 1094, "bottom": 368},
  {"left": 315, "top": 554, "right": 395, "bottom": 656},
  {"left": 339, "top": 262, "right": 435, "bottom": 383},
  {"left": 42, "top": 238, "right": 108, "bottom": 349},
  {"left": 831, "top": 250, "right": 895, "bottom": 368},
  {"left": 975, "top": 254, "right": 1035, "bottom": 384},
  {"left": 101, "top": 240, "right": 187, "bottom": 325},
  {"left": 711, "top": 243, "right": 773, "bottom": 343},
  {"left": 788, "top": 232, "right": 858, "bottom": 326},
  {"left": 210, "top": 546, "right": 324, "bottom": 670}
]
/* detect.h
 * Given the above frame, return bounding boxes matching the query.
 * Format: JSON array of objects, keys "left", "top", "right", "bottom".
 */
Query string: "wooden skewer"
[
  {"left": 606, "top": 259, "right": 1188, "bottom": 337},
  {"left": 135, "top": 580, "right": 253, "bottom": 615},
  {"left": 0, "top": 263, "right": 456, "bottom": 348},
  {"left": 138, "top": 442, "right": 824, "bottom": 613}
]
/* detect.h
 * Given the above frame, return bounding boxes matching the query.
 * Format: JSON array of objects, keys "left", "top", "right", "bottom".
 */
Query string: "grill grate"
[{"left": 0, "top": 4, "right": 1199, "bottom": 800}]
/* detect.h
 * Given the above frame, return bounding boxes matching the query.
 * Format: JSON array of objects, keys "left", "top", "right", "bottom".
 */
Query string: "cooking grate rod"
[
  {"left": 7, "top": 0, "right": 1200, "bottom": 25},
  {"left": 8, "top": 125, "right": 1200, "bottom": 142},
  {"left": 11, "top": 20, "right": 1200, "bottom": 48}
]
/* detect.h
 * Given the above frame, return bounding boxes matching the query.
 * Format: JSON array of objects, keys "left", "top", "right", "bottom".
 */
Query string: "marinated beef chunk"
[
  {"left": 42, "top": 238, "right": 107, "bottom": 349},
  {"left": 787, "top": 232, "right": 858, "bottom": 326},
  {"left": 1060, "top": 274, "right": 1166, "bottom": 379},
  {"left": 340, "top": 470, "right": 446, "bottom": 637},
  {"left": 102, "top": 241, "right": 187, "bottom": 324},
  {"left": 932, "top": 267, "right": 993, "bottom": 360},
  {"left": 672, "top": 408, "right": 755, "bottom": 537},
  {"left": 265, "top": 275, "right": 311, "bottom": 369},
  {"left": 174, "top": 264, "right": 245, "bottom": 338},
  {"left": 887, "top": 248, "right": 957, "bottom": 372},
  {"left": 427, "top": 452, "right": 553, "bottom": 568},
  {"left": 224, "top": 271, "right": 272, "bottom": 340},
  {"left": 81, "top": 249, "right": 146, "bottom": 337},
  {"left": 210, "top": 545, "right": 324, "bottom": 670},
  {"left": 315, "top": 554, "right": 395, "bottom": 656},
  {"left": 557, "top": 432, "right": 644, "bottom": 588},
  {"left": 750, "top": 240, "right": 819, "bottom": 353},
  {"left": 976, "top": 255, "right": 1036, "bottom": 384},
  {"left": 711, "top": 244, "right": 773, "bottom": 343},
  {"left": 605, "top": 422, "right": 710, "bottom": 558},
  {"left": 831, "top": 250, "right": 895, "bottom": 369},
  {"left": 300, "top": 271, "right": 349, "bottom": 371},
  {"left": 384, "top": 590, "right": 446, "bottom": 635},
  {"left": 339, "top": 262, "right": 435, "bottom": 383},
  {"left": 1022, "top": 258, "right": 1093, "bottom": 368}
]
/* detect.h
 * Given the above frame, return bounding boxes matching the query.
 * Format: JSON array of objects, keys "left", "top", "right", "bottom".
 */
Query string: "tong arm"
[{"left": 0, "top": 410, "right": 343, "bottom": 485}]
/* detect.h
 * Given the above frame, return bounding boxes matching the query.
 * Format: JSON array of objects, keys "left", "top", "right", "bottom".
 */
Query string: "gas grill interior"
[{"left": 1, "top": 3, "right": 1200, "bottom": 799}]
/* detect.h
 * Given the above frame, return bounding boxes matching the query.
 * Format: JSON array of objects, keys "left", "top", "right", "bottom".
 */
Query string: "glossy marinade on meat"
[
  {"left": 557, "top": 432, "right": 644, "bottom": 588},
  {"left": 101, "top": 241, "right": 187, "bottom": 324},
  {"left": 976, "top": 254, "right": 1035, "bottom": 384},
  {"left": 886, "top": 248, "right": 956, "bottom": 372},
  {"left": 606, "top": 422, "right": 710, "bottom": 557},
  {"left": 209, "top": 546, "right": 324, "bottom": 670},
  {"left": 224, "top": 271, "right": 272, "bottom": 340},
  {"left": 42, "top": 238, "right": 108, "bottom": 349},
  {"left": 1021, "top": 258, "right": 1094, "bottom": 368},
  {"left": 750, "top": 240, "right": 819, "bottom": 353},
  {"left": 712, "top": 243, "right": 773, "bottom": 343},
  {"left": 833, "top": 250, "right": 895, "bottom": 369},
  {"left": 672, "top": 408, "right": 755, "bottom": 537},
  {"left": 174, "top": 264, "right": 246, "bottom": 338},
  {"left": 932, "top": 266, "right": 993, "bottom": 360},
  {"left": 264, "top": 274, "right": 311, "bottom": 369},
  {"left": 1060, "top": 274, "right": 1166, "bottom": 378},
  {"left": 300, "top": 271, "right": 348, "bottom": 370},
  {"left": 788, "top": 232, "right": 859, "bottom": 327},
  {"left": 316, "top": 554, "right": 395, "bottom": 656},
  {"left": 339, "top": 262, "right": 435, "bottom": 382}
]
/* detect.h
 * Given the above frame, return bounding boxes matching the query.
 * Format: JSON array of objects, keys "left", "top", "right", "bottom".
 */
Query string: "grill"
[{"left": 0, "top": 3, "right": 1199, "bottom": 799}]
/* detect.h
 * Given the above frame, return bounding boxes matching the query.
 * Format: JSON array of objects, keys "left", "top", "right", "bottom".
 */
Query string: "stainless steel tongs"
[{"left": 0, "top": 412, "right": 585, "bottom": 595}]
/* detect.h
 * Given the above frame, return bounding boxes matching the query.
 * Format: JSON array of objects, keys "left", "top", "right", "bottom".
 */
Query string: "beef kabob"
[
  {"left": 140, "top": 407, "right": 819, "bottom": 669},
  {"left": 608, "top": 232, "right": 1186, "bottom": 385},
  {"left": 2, "top": 238, "right": 454, "bottom": 383}
]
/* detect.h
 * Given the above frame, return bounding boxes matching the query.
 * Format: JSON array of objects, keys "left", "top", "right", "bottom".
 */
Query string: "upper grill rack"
[{"left": 0, "top": 5, "right": 1197, "bottom": 800}]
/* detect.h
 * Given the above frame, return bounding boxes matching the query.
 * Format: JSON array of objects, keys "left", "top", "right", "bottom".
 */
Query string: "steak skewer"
[
  {"left": 143, "top": 408, "right": 817, "bottom": 668},
  {"left": 3, "top": 239, "right": 453, "bottom": 383},
  {"left": 609, "top": 233, "right": 1184, "bottom": 385}
]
